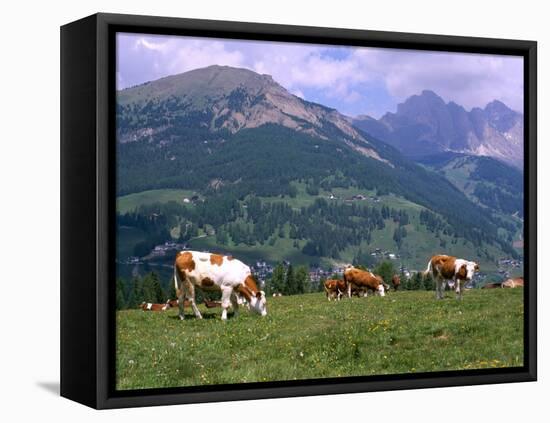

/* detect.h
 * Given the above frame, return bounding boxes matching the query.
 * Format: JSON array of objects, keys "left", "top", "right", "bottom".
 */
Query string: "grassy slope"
[
  {"left": 116, "top": 184, "right": 504, "bottom": 271},
  {"left": 117, "top": 189, "right": 198, "bottom": 214},
  {"left": 116, "top": 289, "right": 523, "bottom": 390},
  {"left": 422, "top": 159, "right": 524, "bottom": 245}
]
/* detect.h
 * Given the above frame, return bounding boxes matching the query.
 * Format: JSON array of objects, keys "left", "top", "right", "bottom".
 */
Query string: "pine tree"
[
  {"left": 142, "top": 272, "right": 165, "bottom": 303},
  {"left": 423, "top": 274, "right": 435, "bottom": 291},
  {"left": 410, "top": 272, "right": 424, "bottom": 290},
  {"left": 127, "top": 276, "right": 143, "bottom": 308},
  {"left": 116, "top": 278, "right": 127, "bottom": 310},
  {"left": 373, "top": 261, "right": 396, "bottom": 285},
  {"left": 167, "top": 276, "right": 177, "bottom": 300},
  {"left": 285, "top": 264, "right": 296, "bottom": 295},
  {"left": 295, "top": 266, "right": 309, "bottom": 294},
  {"left": 270, "top": 263, "right": 285, "bottom": 294}
]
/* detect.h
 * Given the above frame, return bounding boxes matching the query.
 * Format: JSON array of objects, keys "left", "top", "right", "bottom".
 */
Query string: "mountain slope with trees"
[{"left": 115, "top": 66, "right": 521, "bottom": 272}]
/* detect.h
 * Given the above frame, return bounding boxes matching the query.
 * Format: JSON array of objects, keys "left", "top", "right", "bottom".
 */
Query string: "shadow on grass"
[{"left": 168, "top": 312, "right": 221, "bottom": 320}]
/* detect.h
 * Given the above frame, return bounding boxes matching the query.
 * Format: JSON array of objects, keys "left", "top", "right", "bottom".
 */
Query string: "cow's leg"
[
  {"left": 177, "top": 289, "right": 185, "bottom": 320},
  {"left": 441, "top": 280, "right": 448, "bottom": 299},
  {"left": 435, "top": 278, "right": 443, "bottom": 300},
  {"left": 455, "top": 278, "right": 462, "bottom": 300},
  {"left": 220, "top": 286, "right": 233, "bottom": 320},
  {"left": 184, "top": 280, "right": 202, "bottom": 319},
  {"left": 175, "top": 273, "right": 186, "bottom": 320},
  {"left": 230, "top": 292, "right": 240, "bottom": 317}
]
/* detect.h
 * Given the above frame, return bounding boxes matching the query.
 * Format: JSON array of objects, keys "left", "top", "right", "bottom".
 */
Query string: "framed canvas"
[{"left": 60, "top": 12, "right": 537, "bottom": 409}]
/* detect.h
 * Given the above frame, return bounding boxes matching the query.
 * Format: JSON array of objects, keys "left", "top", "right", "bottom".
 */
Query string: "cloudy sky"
[{"left": 116, "top": 33, "right": 523, "bottom": 118}]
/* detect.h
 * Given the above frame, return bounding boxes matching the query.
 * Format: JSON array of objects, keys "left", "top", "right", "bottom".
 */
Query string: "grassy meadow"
[
  {"left": 116, "top": 288, "right": 524, "bottom": 390},
  {"left": 116, "top": 189, "right": 198, "bottom": 214}
]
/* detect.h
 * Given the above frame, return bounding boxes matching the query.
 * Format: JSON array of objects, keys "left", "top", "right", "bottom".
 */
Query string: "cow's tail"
[
  {"left": 342, "top": 268, "right": 351, "bottom": 298},
  {"left": 422, "top": 260, "right": 432, "bottom": 279},
  {"left": 173, "top": 264, "right": 181, "bottom": 297}
]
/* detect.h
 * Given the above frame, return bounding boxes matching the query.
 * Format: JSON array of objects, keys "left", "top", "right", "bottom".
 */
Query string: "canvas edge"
[
  {"left": 60, "top": 13, "right": 99, "bottom": 409},
  {"left": 59, "top": 12, "right": 537, "bottom": 410}
]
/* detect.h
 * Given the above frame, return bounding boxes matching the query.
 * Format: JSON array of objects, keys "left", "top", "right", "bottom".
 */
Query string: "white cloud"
[
  {"left": 134, "top": 37, "right": 169, "bottom": 52},
  {"left": 291, "top": 89, "right": 305, "bottom": 99},
  {"left": 117, "top": 33, "right": 524, "bottom": 115},
  {"left": 355, "top": 48, "right": 524, "bottom": 113}
]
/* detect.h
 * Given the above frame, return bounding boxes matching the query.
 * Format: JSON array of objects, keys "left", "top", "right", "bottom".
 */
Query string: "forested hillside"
[{"left": 115, "top": 66, "right": 522, "bottom": 273}]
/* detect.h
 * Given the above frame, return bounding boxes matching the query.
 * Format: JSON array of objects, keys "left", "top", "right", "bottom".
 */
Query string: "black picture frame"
[{"left": 60, "top": 12, "right": 537, "bottom": 409}]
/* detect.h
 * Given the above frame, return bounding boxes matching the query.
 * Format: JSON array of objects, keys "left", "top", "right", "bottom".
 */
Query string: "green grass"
[
  {"left": 117, "top": 189, "right": 198, "bottom": 213},
  {"left": 116, "top": 288, "right": 524, "bottom": 390}
]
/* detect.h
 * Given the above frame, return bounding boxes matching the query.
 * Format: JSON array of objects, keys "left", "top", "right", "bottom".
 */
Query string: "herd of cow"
[
  {"left": 135, "top": 251, "right": 522, "bottom": 320},
  {"left": 323, "top": 254, "right": 480, "bottom": 301}
]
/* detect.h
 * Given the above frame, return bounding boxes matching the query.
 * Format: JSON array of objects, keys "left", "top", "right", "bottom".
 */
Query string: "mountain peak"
[
  {"left": 117, "top": 65, "right": 379, "bottom": 159},
  {"left": 356, "top": 90, "right": 523, "bottom": 168},
  {"left": 485, "top": 99, "right": 513, "bottom": 114},
  {"left": 393, "top": 89, "right": 446, "bottom": 116},
  {"left": 420, "top": 89, "right": 442, "bottom": 99}
]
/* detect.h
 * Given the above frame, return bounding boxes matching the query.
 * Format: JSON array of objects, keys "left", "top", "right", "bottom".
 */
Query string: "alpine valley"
[{"left": 115, "top": 65, "right": 523, "bottom": 280}]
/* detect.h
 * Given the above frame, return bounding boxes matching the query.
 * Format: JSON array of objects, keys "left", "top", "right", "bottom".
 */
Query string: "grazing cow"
[
  {"left": 392, "top": 275, "right": 401, "bottom": 291},
  {"left": 140, "top": 302, "right": 170, "bottom": 311},
  {"left": 174, "top": 251, "right": 267, "bottom": 320},
  {"left": 343, "top": 267, "right": 386, "bottom": 298},
  {"left": 423, "top": 255, "right": 479, "bottom": 300},
  {"left": 323, "top": 279, "right": 347, "bottom": 301},
  {"left": 502, "top": 277, "right": 524, "bottom": 288}
]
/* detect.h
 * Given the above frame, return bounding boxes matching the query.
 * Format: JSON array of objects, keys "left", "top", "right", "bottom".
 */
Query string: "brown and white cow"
[
  {"left": 174, "top": 251, "right": 267, "bottom": 320},
  {"left": 140, "top": 302, "right": 170, "bottom": 312},
  {"left": 323, "top": 279, "right": 347, "bottom": 301},
  {"left": 502, "top": 277, "right": 524, "bottom": 288},
  {"left": 423, "top": 255, "right": 479, "bottom": 300},
  {"left": 166, "top": 299, "right": 180, "bottom": 308},
  {"left": 391, "top": 274, "right": 401, "bottom": 291},
  {"left": 343, "top": 266, "right": 386, "bottom": 298}
]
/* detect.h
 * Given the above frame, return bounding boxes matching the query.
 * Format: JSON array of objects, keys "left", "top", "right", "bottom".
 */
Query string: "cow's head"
[
  {"left": 249, "top": 291, "right": 267, "bottom": 316},
  {"left": 462, "top": 261, "right": 479, "bottom": 280}
]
